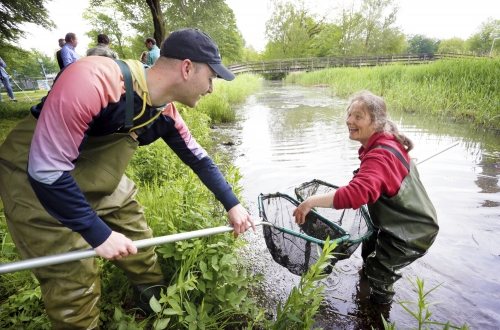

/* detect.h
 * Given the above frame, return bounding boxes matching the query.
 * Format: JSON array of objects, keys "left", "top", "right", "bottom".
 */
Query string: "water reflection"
[{"left": 225, "top": 81, "right": 500, "bottom": 329}]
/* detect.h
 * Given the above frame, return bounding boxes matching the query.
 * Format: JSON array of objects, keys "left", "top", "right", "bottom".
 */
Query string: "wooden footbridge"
[{"left": 227, "top": 53, "right": 474, "bottom": 75}]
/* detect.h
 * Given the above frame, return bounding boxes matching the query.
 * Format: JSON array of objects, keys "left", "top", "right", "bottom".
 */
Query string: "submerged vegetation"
[{"left": 285, "top": 57, "right": 500, "bottom": 130}]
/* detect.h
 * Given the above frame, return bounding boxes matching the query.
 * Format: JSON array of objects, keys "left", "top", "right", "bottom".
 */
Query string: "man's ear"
[{"left": 181, "top": 59, "right": 193, "bottom": 80}]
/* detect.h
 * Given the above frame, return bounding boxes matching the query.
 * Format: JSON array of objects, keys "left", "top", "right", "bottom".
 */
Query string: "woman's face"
[{"left": 346, "top": 101, "right": 376, "bottom": 147}]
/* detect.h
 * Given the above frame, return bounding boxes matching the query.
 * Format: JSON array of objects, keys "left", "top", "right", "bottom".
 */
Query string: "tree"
[
  {"left": 359, "top": 0, "right": 404, "bottom": 54},
  {"left": 438, "top": 38, "right": 466, "bottom": 54},
  {"left": 0, "top": 0, "right": 54, "bottom": 42},
  {"left": 309, "top": 23, "right": 343, "bottom": 57},
  {"left": 164, "top": 0, "right": 244, "bottom": 63},
  {"left": 145, "top": 0, "right": 166, "bottom": 44},
  {"left": 337, "top": 6, "right": 365, "bottom": 55},
  {"left": 87, "top": 0, "right": 243, "bottom": 63},
  {"left": 466, "top": 18, "right": 500, "bottom": 56},
  {"left": 336, "top": 0, "right": 403, "bottom": 56},
  {"left": 407, "top": 34, "right": 439, "bottom": 55},
  {"left": 83, "top": 7, "right": 131, "bottom": 59},
  {"left": 264, "top": 1, "right": 323, "bottom": 59}
]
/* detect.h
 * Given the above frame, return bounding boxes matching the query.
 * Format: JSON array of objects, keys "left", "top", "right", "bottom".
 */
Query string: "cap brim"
[{"left": 208, "top": 63, "right": 235, "bottom": 81}]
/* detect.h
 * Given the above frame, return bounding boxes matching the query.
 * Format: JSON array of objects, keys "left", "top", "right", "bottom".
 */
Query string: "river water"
[{"left": 216, "top": 81, "right": 500, "bottom": 329}]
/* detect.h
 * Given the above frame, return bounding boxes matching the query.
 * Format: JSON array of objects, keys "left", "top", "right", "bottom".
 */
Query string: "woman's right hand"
[
  {"left": 94, "top": 231, "right": 138, "bottom": 260},
  {"left": 293, "top": 192, "right": 336, "bottom": 225},
  {"left": 293, "top": 200, "right": 313, "bottom": 225}
]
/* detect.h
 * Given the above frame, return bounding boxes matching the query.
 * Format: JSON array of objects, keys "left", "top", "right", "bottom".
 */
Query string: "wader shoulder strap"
[
  {"left": 373, "top": 144, "right": 410, "bottom": 172},
  {"left": 114, "top": 60, "right": 134, "bottom": 130}
]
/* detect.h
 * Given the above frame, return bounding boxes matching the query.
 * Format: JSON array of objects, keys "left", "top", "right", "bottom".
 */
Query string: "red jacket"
[{"left": 334, "top": 132, "right": 410, "bottom": 210}]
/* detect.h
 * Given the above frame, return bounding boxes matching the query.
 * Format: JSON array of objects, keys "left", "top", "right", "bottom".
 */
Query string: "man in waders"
[{"left": 0, "top": 28, "right": 254, "bottom": 329}]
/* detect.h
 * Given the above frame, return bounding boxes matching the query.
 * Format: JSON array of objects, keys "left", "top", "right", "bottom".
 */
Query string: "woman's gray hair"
[{"left": 347, "top": 90, "right": 414, "bottom": 151}]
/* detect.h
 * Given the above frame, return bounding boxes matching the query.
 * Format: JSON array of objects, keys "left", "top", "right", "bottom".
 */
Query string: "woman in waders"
[{"left": 293, "top": 90, "right": 439, "bottom": 305}]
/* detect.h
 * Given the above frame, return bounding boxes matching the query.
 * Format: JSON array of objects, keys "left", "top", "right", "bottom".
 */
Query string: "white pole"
[{"left": 0, "top": 222, "right": 265, "bottom": 274}]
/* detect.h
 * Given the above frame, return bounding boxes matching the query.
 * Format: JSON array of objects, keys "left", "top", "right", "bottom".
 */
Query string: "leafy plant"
[
  {"left": 272, "top": 238, "right": 337, "bottom": 330},
  {"left": 382, "top": 278, "right": 469, "bottom": 330},
  {"left": 0, "top": 284, "right": 50, "bottom": 329}
]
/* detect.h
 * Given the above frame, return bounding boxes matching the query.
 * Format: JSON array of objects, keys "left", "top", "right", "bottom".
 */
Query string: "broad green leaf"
[{"left": 150, "top": 296, "right": 162, "bottom": 313}]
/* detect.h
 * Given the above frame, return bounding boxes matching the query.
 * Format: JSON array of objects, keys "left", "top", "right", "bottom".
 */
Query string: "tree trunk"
[{"left": 145, "top": 0, "right": 166, "bottom": 44}]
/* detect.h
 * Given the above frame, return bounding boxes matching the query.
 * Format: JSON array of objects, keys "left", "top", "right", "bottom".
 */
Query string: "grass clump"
[{"left": 286, "top": 58, "right": 500, "bottom": 130}]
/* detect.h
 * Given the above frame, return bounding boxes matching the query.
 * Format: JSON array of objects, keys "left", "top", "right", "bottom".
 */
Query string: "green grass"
[
  {"left": 285, "top": 58, "right": 500, "bottom": 129},
  {"left": 194, "top": 73, "right": 262, "bottom": 123}
]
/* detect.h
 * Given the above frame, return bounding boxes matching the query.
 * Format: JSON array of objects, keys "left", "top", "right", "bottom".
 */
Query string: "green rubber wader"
[
  {"left": 0, "top": 115, "right": 164, "bottom": 329},
  {"left": 362, "top": 161, "right": 439, "bottom": 301}
]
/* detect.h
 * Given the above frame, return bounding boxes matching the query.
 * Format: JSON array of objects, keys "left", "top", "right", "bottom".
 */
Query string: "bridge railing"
[{"left": 228, "top": 53, "right": 479, "bottom": 74}]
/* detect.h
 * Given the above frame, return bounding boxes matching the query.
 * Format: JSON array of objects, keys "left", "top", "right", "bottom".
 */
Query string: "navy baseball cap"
[{"left": 161, "top": 28, "right": 235, "bottom": 81}]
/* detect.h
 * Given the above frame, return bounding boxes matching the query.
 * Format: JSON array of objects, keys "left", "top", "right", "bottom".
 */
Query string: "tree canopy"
[
  {"left": 466, "top": 18, "right": 500, "bottom": 56},
  {"left": 263, "top": 0, "right": 406, "bottom": 60},
  {"left": 0, "top": 0, "right": 54, "bottom": 42}
]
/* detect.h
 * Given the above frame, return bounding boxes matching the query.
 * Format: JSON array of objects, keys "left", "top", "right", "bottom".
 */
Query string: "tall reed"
[
  {"left": 286, "top": 58, "right": 500, "bottom": 129},
  {"left": 194, "top": 73, "right": 262, "bottom": 123}
]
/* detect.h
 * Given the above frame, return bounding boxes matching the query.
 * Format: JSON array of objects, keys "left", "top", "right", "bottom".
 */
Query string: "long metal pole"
[
  {"left": 0, "top": 222, "right": 265, "bottom": 275},
  {"left": 417, "top": 142, "right": 459, "bottom": 165}
]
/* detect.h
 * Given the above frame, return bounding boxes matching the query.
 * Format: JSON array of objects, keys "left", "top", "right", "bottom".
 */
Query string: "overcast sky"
[{"left": 21, "top": 0, "right": 498, "bottom": 58}]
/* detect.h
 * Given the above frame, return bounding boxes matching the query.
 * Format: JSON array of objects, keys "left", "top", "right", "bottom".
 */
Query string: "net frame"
[
  {"left": 294, "top": 179, "right": 374, "bottom": 248},
  {"left": 258, "top": 192, "right": 351, "bottom": 275},
  {"left": 258, "top": 192, "right": 351, "bottom": 246}
]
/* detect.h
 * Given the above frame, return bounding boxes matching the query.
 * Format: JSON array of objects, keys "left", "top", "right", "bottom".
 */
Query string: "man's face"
[
  {"left": 145, "top": 41, "right": 152, "bottom": 50},
  {"left": 179, "top": 62, "right": 216, "bottom": 108}
]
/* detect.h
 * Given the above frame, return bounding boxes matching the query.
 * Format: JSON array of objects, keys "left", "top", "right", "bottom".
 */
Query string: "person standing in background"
[
  {"left": 144, "top": 37, "right": 160, "bottom": 66},
  {"left": 0, "top": 57, "right": 17, "bottom": 102},
  {"left": 55, "top": 38, "right": 65, "bottom": 70},
  {"left": 86, "top": 33, "right": 118, "bottom": 59},
  {"left": 60, "top": 32, "right": 80, "bottom": 67}
]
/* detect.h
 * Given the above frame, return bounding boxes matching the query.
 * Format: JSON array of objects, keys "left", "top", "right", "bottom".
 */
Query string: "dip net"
[{"left": 258, "top": 180, "right": 373, "bottom": 276}]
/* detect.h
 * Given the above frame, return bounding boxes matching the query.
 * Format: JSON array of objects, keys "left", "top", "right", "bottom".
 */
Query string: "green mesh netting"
[
  {"left": 295, "top": 179, "right": 373, "bottom": 256},
  {"left": 258, "top": 180, "right": 373, "bottom": 276}
]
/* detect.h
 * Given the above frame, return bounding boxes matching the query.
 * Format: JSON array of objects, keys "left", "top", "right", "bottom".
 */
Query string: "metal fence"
[{"left": 0, "top": 76, "right": 54, "bottom": 92}]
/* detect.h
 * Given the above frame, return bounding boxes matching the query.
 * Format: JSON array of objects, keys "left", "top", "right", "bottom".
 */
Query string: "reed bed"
[
  {"left": 285, "top": 58, "right": 500, "bottom": 129},
  {"left": 194, "top": 73, "right": 262, "bottom": 123}
]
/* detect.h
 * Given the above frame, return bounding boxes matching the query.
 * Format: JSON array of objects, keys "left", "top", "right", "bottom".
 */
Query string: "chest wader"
[
  {"left": 361, "top": 147, "right": 439, "bottom": 304},
  {"left": 0, "top": 66, "right": 164, "bottom": 329}
]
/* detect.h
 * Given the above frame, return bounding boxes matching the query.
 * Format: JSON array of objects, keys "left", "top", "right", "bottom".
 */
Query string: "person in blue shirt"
[
  {"left": 144, "top": 37, "right": 160, "bottom": 66},
  {"left": 60, "top": 32, "right": 80, "bottom": 67},
  {"left": 0, "top": 57, "right": 17, "bottom": 102}
]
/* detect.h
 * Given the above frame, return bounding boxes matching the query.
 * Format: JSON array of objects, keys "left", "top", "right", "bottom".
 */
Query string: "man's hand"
[
  {"left": 94, "top": 231, "right": 138, "bottom": 260},
  {"left": 227, "top": 203, "right": 255, "bottom": 237}
]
